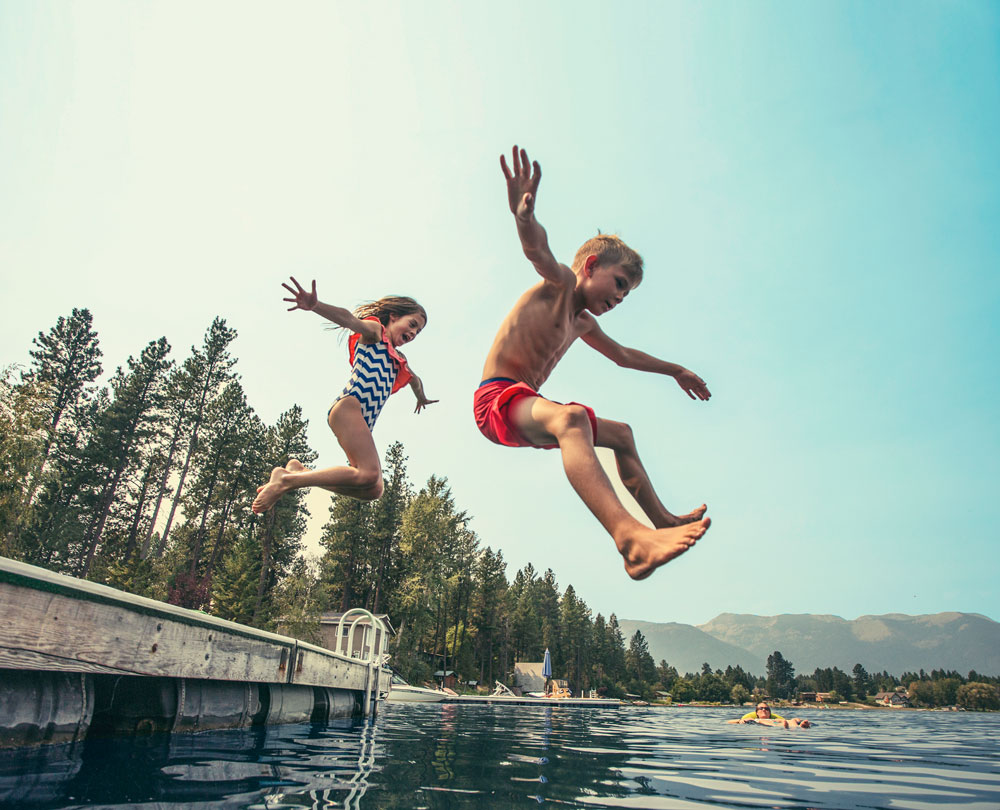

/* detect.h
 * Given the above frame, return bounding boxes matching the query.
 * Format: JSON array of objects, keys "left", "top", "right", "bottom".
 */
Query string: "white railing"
[{"left": 335, "top": 608, "right": 389, "bottom": 716}]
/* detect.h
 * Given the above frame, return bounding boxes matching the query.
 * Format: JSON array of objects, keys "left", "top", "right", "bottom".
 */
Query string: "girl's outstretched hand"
[
  {"left": 410, "top": 375, "right": 439, "bottom": 413},
  {"left": 414, "top": 396, "right": 439, "bottom": 414},
  {"left": 282, "top": 277, "right": 318, "bottom": 311}
]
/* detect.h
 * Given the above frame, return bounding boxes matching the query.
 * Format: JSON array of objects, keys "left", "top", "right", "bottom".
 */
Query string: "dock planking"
[
  {"left": 0, "top": 556, "right": 374, "bottom": 691},
  {"left": 0, "top": 557, "right": 387, "bottom": 747}
]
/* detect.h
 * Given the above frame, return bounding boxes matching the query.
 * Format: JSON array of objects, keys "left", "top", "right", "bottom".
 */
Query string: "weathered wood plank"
[
  {"left": 0, "top": 557, "right": 374, "bottom": 689},
  {"left": 288, "top": 642, "right": 372, "bottom": 691},
  {"left": 0, "top": 581, "right": 290, "bottom": 681}
]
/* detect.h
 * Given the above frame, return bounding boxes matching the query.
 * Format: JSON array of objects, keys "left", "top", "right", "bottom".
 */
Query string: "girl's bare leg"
[
  {"left": 509, "top": 396, "right": 710, "bottom": 580},
  {"left": 251, "top": 398, "right": 383, "bottom": 513},
  {"left": 596, "top": 418, "right": 706, "bottom": 528}
]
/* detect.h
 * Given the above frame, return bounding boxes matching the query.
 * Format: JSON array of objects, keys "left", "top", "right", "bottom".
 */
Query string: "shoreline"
[{"left": 653, "top": 701, "right": 980, "bottom": 712}]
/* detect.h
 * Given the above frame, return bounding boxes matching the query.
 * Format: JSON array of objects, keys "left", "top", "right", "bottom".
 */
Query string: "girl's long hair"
[{"left": 353, "top": 296, "right": 427, "bottom": 327}]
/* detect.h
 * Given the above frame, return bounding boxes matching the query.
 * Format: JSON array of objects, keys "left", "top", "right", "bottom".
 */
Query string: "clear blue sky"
[{"left": 2, "top": 1, "right": 998, "bottom": 626}]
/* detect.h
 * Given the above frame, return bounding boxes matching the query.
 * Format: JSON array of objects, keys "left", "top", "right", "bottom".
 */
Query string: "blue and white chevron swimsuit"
[{"left": 333, "top": 319, "right": 410, "bottom": 430}]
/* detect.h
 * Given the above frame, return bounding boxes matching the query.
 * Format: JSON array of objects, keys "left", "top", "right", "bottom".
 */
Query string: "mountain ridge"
[{"left": 616, "top": 611, "right": 999, "bottom": 676}]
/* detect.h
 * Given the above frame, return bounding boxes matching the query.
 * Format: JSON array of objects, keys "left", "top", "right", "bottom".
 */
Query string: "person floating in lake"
[
  {"left": 252, "top": 278, "right": 436, "bottom": 513},
  {"left": 473, "top": 146, "right": 712, "bottom": 581},
  {"left": 727, "top": 701, "right": 812, "bottom": 729}
]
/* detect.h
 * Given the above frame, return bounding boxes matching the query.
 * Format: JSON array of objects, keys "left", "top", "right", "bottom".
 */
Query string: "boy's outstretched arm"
[
  {"left": 500, "top": 145, "right": 574, "bottom": 286},
  {"left": 282, "top": 277, "right": 382, "bottom": 342},
  {"left": 580, "top": 317, "right": 712, "bottom": 401}
]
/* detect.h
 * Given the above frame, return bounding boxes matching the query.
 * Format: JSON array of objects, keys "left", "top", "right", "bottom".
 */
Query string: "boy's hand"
[
  {"left": 500, "top": 145, "right": 541, "bottom": 221},
  {"left": 282, "top": 277, "right": 318, "bottom": 311},
  {"left": 675, "top": 368, "right": 711, "bottom": 401}
]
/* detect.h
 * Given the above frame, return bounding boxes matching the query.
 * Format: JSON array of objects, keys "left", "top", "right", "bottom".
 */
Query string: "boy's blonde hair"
[
  {"left": 572, "top": 234, "right": 643, "bottom": 286},
  {"left": 353, "top": 296, "right": 427, "bottom": 327}
]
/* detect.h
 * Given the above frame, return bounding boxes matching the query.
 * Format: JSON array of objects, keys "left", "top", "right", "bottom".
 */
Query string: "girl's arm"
[
  {"left": 282, "top": 277, "right": 382, "bottom": 342},
  {"left": 408, "top": 373, "right": 438, "bottom": 413}
]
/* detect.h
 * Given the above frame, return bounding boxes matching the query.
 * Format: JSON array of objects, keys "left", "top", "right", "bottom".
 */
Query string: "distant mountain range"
[{"left": 617, "top": 612, "right": 1000, "bottom": 677}]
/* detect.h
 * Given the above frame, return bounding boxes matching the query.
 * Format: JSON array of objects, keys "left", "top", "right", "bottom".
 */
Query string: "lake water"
[{"left": 2, "top": 703, "right": 999, "bottom": 809}]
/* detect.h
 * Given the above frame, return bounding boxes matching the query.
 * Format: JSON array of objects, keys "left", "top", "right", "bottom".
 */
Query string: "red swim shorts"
[{"left": 473, "top": 377, "right": 598, "bottom": 449}]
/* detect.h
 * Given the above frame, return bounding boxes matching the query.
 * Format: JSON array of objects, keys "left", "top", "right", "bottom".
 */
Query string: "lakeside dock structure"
[{"left": 0, "top": 556, "right": 389, "bottom": 749}]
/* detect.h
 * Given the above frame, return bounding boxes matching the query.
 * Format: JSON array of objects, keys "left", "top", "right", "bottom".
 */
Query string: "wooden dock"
[{"left": 0, "top": 556, "right": 387, "bottom": 748}]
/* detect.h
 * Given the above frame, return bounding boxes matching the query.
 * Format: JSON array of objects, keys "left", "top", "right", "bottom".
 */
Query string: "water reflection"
[{"left": 1, "top": 705, "right": 998, "bottom": 809}]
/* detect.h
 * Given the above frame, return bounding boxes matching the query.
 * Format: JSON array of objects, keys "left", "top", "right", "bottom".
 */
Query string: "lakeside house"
[
  {"left": 434, "top": 670, "right": 459, "bottom": 690},
  {"left": 798, "top": 692, "right": 835, "bottom": 703},
  {"left": 874, "top": 691, "right": 913, "bottom": 708}
]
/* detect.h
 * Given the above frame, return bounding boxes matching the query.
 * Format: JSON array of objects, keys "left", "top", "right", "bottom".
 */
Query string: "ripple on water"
[{"left": 1, "top": 704, "right": 999, "bottom": 808}]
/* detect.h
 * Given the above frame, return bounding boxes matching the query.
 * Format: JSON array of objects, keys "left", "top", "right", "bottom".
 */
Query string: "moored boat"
[{"left": 387, "top": 673, "right": 446, "bottom": 703}]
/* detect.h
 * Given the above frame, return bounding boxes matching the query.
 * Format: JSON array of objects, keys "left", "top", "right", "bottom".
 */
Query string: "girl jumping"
[{"left": 251, "top": 276, "right": 436, "bottom": 513}]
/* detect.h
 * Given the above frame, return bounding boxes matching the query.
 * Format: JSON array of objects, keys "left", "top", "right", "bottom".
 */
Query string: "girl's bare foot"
[
  {"left": 661, "top": 503, "right": 707, "bottom": 528},
  {"left": 256, "top": 461, "right": 310, "bottom": 496},
  {"left": 252, "top": 466, "right": 289, "bottom": 514},
  {"left": 619, "top": 517, "right": 710, "bottom": 580}
]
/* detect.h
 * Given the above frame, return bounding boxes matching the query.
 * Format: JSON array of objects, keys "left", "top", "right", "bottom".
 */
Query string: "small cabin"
[{"left": 434, "top": 670, "right": 458, "bottom": 690}]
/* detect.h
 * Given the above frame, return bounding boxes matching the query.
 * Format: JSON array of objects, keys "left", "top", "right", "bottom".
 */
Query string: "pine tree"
[
  {"left": 157, "top": 318, "right": 237, "bottom": 552},
  {"left": 605, "top": 614, "right": 627, "bottom": 683},
  {"left": 394, "top": 476, "right": 468, "bottom": 674},
  {"left": 559, "top": 584, "right": 592, "bottom": 691},
  {"left": 319, "top": 496, "right": 374, "bottom": 612},
  {"left": 367, "top": 442, "right": 412, "bottom": 614},
  {"left": 75, "top": 337, "right": 172, "bottom": 576},
  {"left": 179, "top": 380, "right": 255, "bottom": 581},
  {"left": 9, "top": 309, "right": 102, "bottom": 554},
  {"left": 626, "top": 630, "right": 657, "bottom": 684},
  {"left": 766, "top": 651, "right": 796, "bottom": 698},
  {"left": 0, "top": 368, "right": 51, "bottom": 558},
  {"left": 470, "top": 546, "right": 508, "bottom": 686}
]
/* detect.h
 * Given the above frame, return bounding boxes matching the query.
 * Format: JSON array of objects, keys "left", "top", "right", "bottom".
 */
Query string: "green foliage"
[
  {"left": 0, "top": 367, "right": 52, "bottom": 558},
  {"left": 270, "top": 557, "right": 325, "bottom": 643},
  {"left": 766, "top": 651, "right": 796, "bottom": 699},
  {"left": 1, "top": 311, "right": 318, "bottom": 636},
  {"left": 625, "top": 631, "right": 657, "bottom": 683},
  {"left": 671, "top": 678, "right": 696, "bottom": 702},
  {"left": 957, "top": 682, "right": 1000, "bottom": 711}
]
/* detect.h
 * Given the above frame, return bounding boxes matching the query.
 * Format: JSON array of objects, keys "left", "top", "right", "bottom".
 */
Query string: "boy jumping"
[{"left": 474, "top": 146, "right": 712, "bottom": 580}]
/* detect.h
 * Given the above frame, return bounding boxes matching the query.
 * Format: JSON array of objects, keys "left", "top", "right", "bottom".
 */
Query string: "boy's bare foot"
[
  {"left": 252, "top": 466, "right": 289, "bottom": 514},
  {"left": 619, "top": 517, "right": 711, "bottom": 580},
  {"left": 662, "top": 503, "right": 707, "bottom": 528}
]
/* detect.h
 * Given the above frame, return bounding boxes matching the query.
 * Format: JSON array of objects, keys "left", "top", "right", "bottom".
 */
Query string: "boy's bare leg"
[
  {"left": 251, "top": 399, "right": 383, "bottom": 512},
  {"left": 509, "top": 396, "right": 710, "bottom": 580},
  {"left": 596, "top": 418, "right": 706, "bottom": 528}
]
